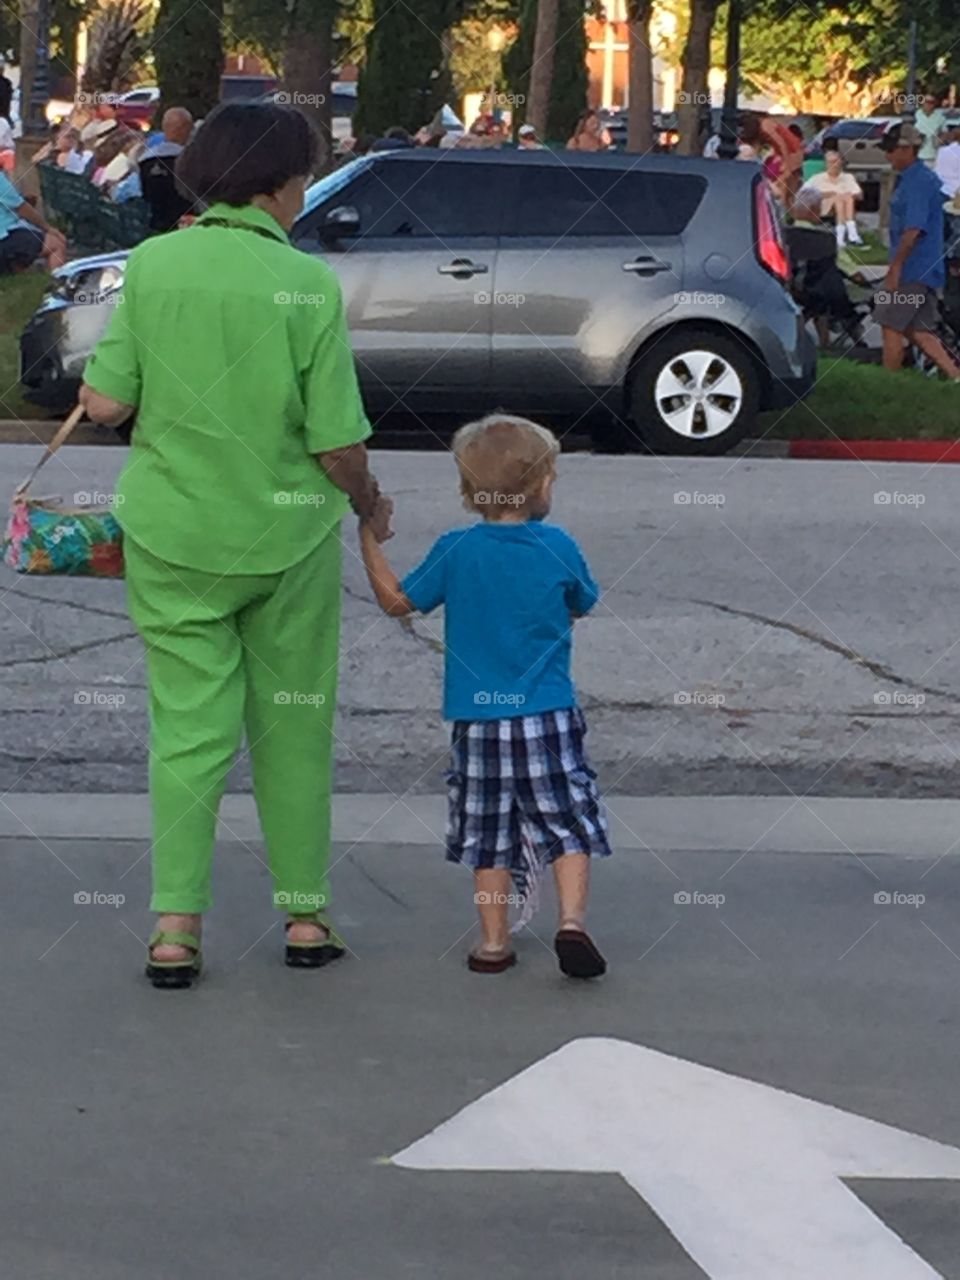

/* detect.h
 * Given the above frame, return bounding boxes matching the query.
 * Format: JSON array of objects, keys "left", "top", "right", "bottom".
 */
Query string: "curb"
[
  {"left": 0, "top": 420, "right": 122, "bottom": 446},
  {"left": 789, "top": 439, "right": 960, "bottom": 463},
  {"left": 5, "top": 793, "right": 960, "bottom": 857}
]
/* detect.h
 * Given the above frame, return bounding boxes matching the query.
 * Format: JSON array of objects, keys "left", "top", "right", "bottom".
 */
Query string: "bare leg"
[
  {"left": 835, "top": 193, "right": 854, "bottom": 224},
  {"left": 473, "top": 867, "right": 512, "bottom": 953},
  {"left": 882, "top": 326, "right": 907, "bottom": 371},
  {"left": 152, "top": 912, "right": 201, "bottom": 962},
  {"left": 553, "top": 852, "right": 591, "bottom": 929},
  {"left": 553, "top": 853, "right": 606, "bottom": 978},
  {"left": 910, "top": 328, "right": 960, "bottom": 379}
]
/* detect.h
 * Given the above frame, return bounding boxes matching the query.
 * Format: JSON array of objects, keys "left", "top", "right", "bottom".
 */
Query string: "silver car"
[{"left": 20, "top": 148, "right": 814, "bottom": 455}]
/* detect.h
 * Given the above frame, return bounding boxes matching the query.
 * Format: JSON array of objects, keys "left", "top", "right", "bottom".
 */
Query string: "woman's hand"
[{"left": 363, "top": 495, "right": 394, "bottom": 544}]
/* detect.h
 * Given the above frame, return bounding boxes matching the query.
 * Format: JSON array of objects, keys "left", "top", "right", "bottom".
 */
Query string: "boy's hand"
[{"left": 362, "top": 495, "right": 394, "bottom": 544}]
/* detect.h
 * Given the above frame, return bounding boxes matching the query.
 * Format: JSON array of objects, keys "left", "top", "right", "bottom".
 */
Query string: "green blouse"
[{"left": 84, "top": 201, "right": 371, "bottom": 574}]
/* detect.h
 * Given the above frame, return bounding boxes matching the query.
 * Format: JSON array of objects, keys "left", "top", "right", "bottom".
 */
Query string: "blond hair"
[{"left": 452, "top": 414, "right": 559, "bottom": 514}]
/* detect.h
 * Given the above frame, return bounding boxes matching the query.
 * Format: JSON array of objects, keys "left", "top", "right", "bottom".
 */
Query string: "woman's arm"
[{"left": 79, "top": 382, "right": 136, "bottom": 427}]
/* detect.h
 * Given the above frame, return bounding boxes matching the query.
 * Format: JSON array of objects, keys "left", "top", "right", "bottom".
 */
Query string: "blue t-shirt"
[
  {"left": 0, "top": 171, "right": 28, "bottom": 241},
  {"left": 401, "top": 521, "right": 599, "bottom": 722},
  {"left": 890, "top": 160, "right": 946, "bottom": 288}
]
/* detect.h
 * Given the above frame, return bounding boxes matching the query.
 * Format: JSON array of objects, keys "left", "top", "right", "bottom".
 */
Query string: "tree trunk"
[
  {"left": 282, "top": 0, "right": 334, "bottom": 174},
  {"left": 626, "top": 1, "right": 654, "bottom": 153},
  {"left": 527, "top": 0, "right": 559, "bottom": 138},
  {"left": 676, "top": 0, "right": 718, "bottom": 156}
]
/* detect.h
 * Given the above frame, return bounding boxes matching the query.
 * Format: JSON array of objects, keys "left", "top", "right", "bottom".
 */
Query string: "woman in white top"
[{"left": 808, "top": 144, "right": 863, "bottom": 245}]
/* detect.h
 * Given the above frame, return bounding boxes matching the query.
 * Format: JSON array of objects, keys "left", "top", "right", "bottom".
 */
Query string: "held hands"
[{"left": 361, "top": 495, "right": 395, "bottom": 544}]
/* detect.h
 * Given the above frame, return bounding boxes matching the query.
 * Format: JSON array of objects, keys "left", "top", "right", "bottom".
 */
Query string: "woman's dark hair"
[
  {"left": 738, "top": 112, "right": 762, "bottom": 144},
  {"left": 176, "top": 101, "right": 317, "bottom": 207}
]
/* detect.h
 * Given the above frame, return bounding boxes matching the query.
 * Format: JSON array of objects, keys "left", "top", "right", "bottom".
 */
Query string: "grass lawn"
[
  {"left": 761, "top": 356, "right": 960, "bottom": 439},
  {"left": 843, "top": 227, "right": 889, "bottom": 268},
  {"left": 0, "top": 272, "right": 50, "bottom": 421}
]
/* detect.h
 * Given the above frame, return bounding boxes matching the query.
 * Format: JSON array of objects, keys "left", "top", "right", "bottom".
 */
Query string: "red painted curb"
[{"left": 789, "top": 439, "right": 960, "bottom": 463}]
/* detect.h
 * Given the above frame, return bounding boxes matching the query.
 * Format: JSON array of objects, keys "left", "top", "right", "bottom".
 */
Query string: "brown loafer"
[
  {"left": 555, "top": 928, "right": 606, "bottom": 979},
  {"left": 467, "top": 947, "right": 517, "bottom": 974}
]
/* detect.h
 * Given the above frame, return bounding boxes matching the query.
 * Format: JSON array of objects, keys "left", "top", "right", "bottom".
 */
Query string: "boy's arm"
[{"left": 359, "top": 517, "right": 414, "bottom": 617}]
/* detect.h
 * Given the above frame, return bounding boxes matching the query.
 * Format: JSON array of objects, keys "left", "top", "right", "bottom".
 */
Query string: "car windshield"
[{"left": 300, "top": 157, "right": 375, "bottom": 222}]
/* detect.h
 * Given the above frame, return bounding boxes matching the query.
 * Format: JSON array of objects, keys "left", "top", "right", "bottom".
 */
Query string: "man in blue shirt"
[{"left": 876, "top": 123, "right": 960, "bottom": 377}]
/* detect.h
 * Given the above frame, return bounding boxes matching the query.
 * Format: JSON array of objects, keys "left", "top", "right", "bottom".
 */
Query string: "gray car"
[{"left": 20, "top": 148, "right": 814, "bottom": 455}]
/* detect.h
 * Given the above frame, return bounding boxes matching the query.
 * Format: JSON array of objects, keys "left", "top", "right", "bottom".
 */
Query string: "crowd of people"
[
  {"left": 336, "top": 105, "right": 621, "bottom": 162},
  {"left": 0, "top": 99, "right": 197, "bottom": 277}
]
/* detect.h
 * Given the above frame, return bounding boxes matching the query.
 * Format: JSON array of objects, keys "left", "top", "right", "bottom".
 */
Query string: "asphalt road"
[
  {"left": 2, "top": 444, "right": 960, "bottom": 795},
  {"left": 4, "top": 799, "right": 960, "bottom": 1280}
]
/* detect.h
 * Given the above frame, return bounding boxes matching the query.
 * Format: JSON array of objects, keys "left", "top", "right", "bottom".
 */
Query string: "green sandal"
[
  {"left": 284, "top": 914, "right": 346, "bottom": 969},
  {"left": 145, "top": 929, "right": 202, "bottom": 989}
]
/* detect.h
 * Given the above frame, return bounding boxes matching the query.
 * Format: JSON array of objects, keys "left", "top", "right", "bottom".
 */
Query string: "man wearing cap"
[
  {"left": 517, "top": 124, "right": 543, "bottom": 150},
  {"left": 874, "top": 123, "right": 960, "bottom": 378}
]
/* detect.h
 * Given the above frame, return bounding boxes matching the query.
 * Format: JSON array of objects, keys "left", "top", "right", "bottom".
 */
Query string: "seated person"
[
  {"left": 0, "top": 170, "right": 66, "bottom": 273},
  {"left": 806, "top": 141, "right": 864, "bottom": 245},
  {"left": 785, "top": 187, "right": 859, "bottom": 341},
  {"left": 138, "top": 107, "right": 194, "bottom": 232}
]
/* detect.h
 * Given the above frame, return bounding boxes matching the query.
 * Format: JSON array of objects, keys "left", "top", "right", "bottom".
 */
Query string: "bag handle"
[{"left": 14, "top": 404, "right": 86, "bottom": 498}]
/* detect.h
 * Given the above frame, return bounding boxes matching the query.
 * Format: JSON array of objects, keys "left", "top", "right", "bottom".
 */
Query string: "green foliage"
[
  {"left": 225, "top": 0, "right": 362, "bottom": 76},
  {"left": 503, "top": 0, "right": 587, "bottom": 143},
  {"left": 736, "top": 0, "right": 960, "bottom": 112},
  {"left": 81, "top": 0, "right": 150, "bottom": 94},
  {"left": 354, "top": 0, "right": 459, "bottom": 135},
  {"left": 153, "top": 0, "right": 224, "bottom": 117}
]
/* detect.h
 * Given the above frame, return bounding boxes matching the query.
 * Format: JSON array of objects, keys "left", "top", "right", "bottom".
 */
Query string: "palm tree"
[
  {"left": 81, "top": 0, "right": 151, "bottom": 96},
  {"left": 676, "top": 0, "right": 721, "bottom": 155},
  {"left": 526, "top": 0, "right": 559, "bottom": 137}
]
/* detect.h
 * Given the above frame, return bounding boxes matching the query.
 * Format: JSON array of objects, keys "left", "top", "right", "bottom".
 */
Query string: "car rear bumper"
[
  {"left": 750, "top": 295, "right": 818, "bottom": 409},
  {"left": 763, "top": 329, "right": 817, "bottom": 407}
]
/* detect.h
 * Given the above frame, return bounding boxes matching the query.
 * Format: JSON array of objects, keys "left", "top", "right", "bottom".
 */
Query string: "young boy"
[{"left": 359, "top": 414, "right": 611, "bottom": 978}]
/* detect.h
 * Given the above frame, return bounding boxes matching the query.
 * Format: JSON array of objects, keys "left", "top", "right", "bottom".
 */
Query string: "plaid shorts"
[{"left": 445, "top": 707, "right": 611, "bottom": 914}]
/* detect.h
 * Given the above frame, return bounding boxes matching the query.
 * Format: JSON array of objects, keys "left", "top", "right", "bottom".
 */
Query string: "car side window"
[
  {"left": 358, "top": 161, "right": 500, "bottom": 238},
  {"left": 501, "top": 168, "right": 706, "bottom": 238}
]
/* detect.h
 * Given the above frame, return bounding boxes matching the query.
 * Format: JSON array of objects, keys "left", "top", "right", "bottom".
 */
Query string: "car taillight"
[{"left": 754, "top": 180, "right": 790, "bottom": 282}]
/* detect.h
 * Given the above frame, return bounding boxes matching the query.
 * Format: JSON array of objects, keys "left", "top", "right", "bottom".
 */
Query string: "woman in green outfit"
[{"left": 80, "top": 102, "right": 391, "bottom": 988}]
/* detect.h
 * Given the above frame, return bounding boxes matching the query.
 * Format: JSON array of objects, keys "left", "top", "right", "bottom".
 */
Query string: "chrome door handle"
[
  {"left": 622, "top": 257, "right": 672, "bottom": 275},
  {"left": 437, "top": 259, "right": 489, "bottom": 277}
]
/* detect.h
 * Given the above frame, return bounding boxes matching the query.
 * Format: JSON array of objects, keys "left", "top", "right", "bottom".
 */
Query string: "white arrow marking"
[{"left": 392, "top": 1037, "right": 960, "bottom": 1279}]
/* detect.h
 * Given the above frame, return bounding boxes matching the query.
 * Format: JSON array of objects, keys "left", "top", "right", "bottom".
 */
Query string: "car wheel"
[{"left": 626, "top": 330, "right": 759, "bottom": 456}]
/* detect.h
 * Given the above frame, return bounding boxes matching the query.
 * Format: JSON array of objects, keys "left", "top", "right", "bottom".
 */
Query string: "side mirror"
[{"left": 322, "top": 205, "right": 360, "bottom": 239}]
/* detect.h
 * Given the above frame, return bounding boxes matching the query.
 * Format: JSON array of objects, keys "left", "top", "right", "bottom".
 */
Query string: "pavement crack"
[
  {"left": 0, "top": 631, "right": 140, "bottom": 668},
  {"left": 398, "top": 616, "right": 444, "bottom": 654},
  {"left": 692, "top": 598, "right": 954, "bottom": 700},
  {"left": 0, "top": 584, "right": 129, "bottom": 620},
  {"left": 345, "top": 850, "right": 411, "bottom": 909}
]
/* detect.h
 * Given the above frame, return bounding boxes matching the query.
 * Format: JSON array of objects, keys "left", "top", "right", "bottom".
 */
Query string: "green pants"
[{"left": 124, "top": 532, "right": 342, "bottom": 915}]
